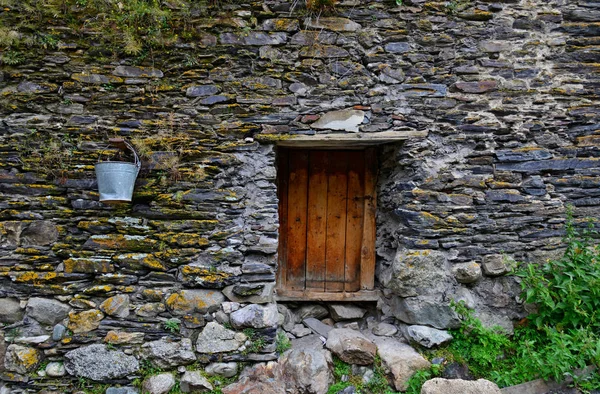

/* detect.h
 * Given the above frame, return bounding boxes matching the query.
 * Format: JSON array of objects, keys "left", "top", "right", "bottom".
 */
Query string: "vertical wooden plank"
[
  {"left": 276, "top": 148, "right": 289, "bottom": 291},
  {"left": 344, "top": 151, "right": 365, "bottom": 292},
  {"left": 325, "top": 151, "right": 348, "bottom": 292},
  {"left": 360, "top": 148, "right": 377, "bottom": 290},
  {"left": 286, "top": 150, "right": 309, "bottom": 291},
  {"left": 306, "top": 151, "right": 328, "bottom": 291}
]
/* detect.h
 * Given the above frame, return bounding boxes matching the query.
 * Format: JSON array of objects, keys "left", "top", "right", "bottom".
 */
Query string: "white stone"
[
  {"left": 205, "top": 362, "right": 238, "bottom": 378},
  {"left": 142, "top": 373, "right": 175, "bottom": 394},
  {"left": 45, "top": 362, "right": 66, "bottom": 377},
  {"left": 312, "top": 109, "right": 365, "bottom": 132},
  {"left": 14, "top": 335, "right": 50, "bottom": 344},
  {"left": 421, "top": 378, "right": 502, "bottom": 394},
  {"left": 401, "top": 325, "right": 453, "bottom": 348}
]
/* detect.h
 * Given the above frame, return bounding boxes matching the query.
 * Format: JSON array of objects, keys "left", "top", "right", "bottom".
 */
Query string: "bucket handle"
[{"left": 107, "top": 138, "right": 141, "bottom": 170}]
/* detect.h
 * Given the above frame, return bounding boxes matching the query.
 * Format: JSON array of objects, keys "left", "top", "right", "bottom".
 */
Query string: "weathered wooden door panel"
[
  {"left": 306, "top": 151, "right": 328, "bottom": 291},
  {"left": 344, "top": 151, "right": 365, "bottom": 292},
  {"left": 286, "top": 150, "right": 309, "bottom": 291},
  {"left": 360, "top": 149, "right": 377, "bottom": 290},
  {"left": 325, "top": 151, "right": 348, "bottom": 292},
  {"left": 277, "top": 148, "right": 377, "bottom": 299}
]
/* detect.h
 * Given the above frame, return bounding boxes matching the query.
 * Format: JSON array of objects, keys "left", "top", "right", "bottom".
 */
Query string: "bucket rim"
[{"left": 95, "top": 160, "right": 140, "bottom": 166}]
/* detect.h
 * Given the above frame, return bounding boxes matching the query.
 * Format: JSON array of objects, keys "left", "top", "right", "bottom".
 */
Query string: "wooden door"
[{"left": 277, "top": 148, "right": 377, "bottom": 301}]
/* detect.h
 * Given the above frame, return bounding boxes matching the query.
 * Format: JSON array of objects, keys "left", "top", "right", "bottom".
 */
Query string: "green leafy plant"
[
  {"left": 519, "top": 208, "right": 600, "bottom": 332},
  {"left": 327, "top": 356, "right": 400, "bottom": 394},
  {"left": 163, "top": 318, "right": 181, "bottom": 333},
  {"left": 1, "top": 50, "right": 24, "bottom": 65},
  {"left": 275, "top": 331, "right": 291, "bottom": 355},
  {"left": 448, "top": 300, "right": 512, "bottom": 379},
  {"left": 242, "top": 328, "right": 266, "bottom": 354},
  {"left": 405, "top": 367, "right": 440, "bottom": 394},
  {"left": 403, "top": 209, "right": 600, "bottom": 393}
]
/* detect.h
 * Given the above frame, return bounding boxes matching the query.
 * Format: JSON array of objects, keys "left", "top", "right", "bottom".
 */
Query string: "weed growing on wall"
[
  {"left": 0, "top": 0, "right": 340, "bottom": 56},
  {"left": 327, "top": 355, "right": 400, "bottom": 394},
  {"left": 275, "top": 330, "right": 291, "bottom": 355}
]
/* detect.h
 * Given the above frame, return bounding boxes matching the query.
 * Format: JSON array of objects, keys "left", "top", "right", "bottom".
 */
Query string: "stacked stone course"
[{"left": 0, "top": 0, "right": 599, "bottom": 390}]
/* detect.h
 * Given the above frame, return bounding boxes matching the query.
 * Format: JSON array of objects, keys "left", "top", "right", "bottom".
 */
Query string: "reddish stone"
[
  {"left": 455, "top": 81, "right": 498, "bottom": 93},
  {"left": 301, "top": 114, "right": 320, "bottom": 123}
]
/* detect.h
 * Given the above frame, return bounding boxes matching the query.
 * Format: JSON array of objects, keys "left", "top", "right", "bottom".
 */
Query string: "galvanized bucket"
[{"left": 95, "top": 141, "right": 141, "bottom": 203}]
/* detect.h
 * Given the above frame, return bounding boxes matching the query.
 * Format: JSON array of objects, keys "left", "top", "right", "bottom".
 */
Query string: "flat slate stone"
[
  {"left": 186, "top": 85, "right": 220, "bottom": 97},
  {"left": 113, "top": 66, "right": 163, "bottom": 78},
  {"left": 305, "top": 17, "right": 361, "bottom": 32},
  {"left": 455, "top": 81, "right": 498, "bottom": 93},
  {"left": 385, "top": 42, "right": 411, "bottom": 53},
  {"left": 303, "top": 318, "right": 333, "bottom": 338},
  {"left": 312, "top": 109, "right": 365, "bottom": 132}
]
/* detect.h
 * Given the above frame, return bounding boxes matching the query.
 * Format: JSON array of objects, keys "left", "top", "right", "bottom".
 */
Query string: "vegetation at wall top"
[{"left": 0, "top": 0, "right": 344, "bottom": 58}]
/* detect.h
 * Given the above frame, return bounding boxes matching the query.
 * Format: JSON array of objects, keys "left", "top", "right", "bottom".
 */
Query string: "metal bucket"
[{"left": 95, "top": 141, "right": 141, "bottom": 203}]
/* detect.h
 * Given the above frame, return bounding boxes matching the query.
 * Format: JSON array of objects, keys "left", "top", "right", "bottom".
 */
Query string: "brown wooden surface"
[
  {"left": 344, "top": 151, "right": 365, "bottom": 292},
  {"left": 306, "top": 151, "right": 328, "bottom": 291},
  {"left": 278, "top": 148, "right": 377, "bottom": 296},
  {"left": 276, "top": 148, "right": 289, "bottom": 291},
  {"left": 360, "top": 148, "right": 377, "bottom": 290},
  {"left": 275, "top": 289, "right": 380, "bottom": 302},
  {"left": 286, "top": 150, "right": 309, "bottom": 291},
  {"left": 325, "top": 151, "right": 348, "bottom": 292}
]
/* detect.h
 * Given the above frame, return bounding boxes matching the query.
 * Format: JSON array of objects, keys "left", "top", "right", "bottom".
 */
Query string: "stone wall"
[{"left": 0, "top": 0, "right": 599, "bottom": 390}]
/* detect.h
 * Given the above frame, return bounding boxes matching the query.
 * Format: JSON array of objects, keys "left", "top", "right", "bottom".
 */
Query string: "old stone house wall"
[{"left": 0, "top": 0, "right": 598, "bottom": 388}]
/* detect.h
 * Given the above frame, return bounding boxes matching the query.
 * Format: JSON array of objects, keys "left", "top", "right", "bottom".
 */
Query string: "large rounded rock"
[
  {"left": 482, "top": 254, "right": 512, "bottom": 277},
  {"left": 380, "top": 249, "right": 454, "bottom": 298},
  {"left": 400, "top": 325, "right": 453, "bottom": 348},
  {"left": 180, "top": 370, "right": 213, "bottom": 393},
  {"left": 21, "top": 221, "right": 58, "bottom": 246},
  {"left": 280, "top": 348, "right": 333, "bottom": 394},
  {"left": 26, "top": 298, "right": 70, "bottom": 325},
  {"left": 165, "top": 290, "right": 225, "bottom": 316},
  {"left": 390, "top": 296, "right": 460, "bottom": 329},
  {"left": 230, "top": 303, "right": 278, "bottom": 329},
  {"left": 67, "top": 309, "right": 104, "bottom": 333},
  {"left": 142, "top": 373, "right": 175, "bottom": 394},
  {"left": 64, "top": 344, "right": 139, "bottom": 381},
  {"left": 420, "top": 378, "right": 501, "bottom": 394},
  {"left": 328, "top": 304, "right": 366, "bottom": 321},
  {"left": 222, "top": 362, "right": 285, "bottom": 394},
  {"left": 451, "top": 262, "right": 482, "bottom": 284},
  {"left": 45, "top": 362, "right": 66, "bottom": 377},
  {"left": 295, "top": 304, "right": 329, "bottom": 321},
  {"left": 99, "top": 295, "right": 130, "bottom": 318},
  {"left": 0, "top": 298, "right": 23, "bottom": 324},
  {"left": 325, "top": 329, "right": 376, "bottom": 365},
  {"left": 205, "top": 362, "right": 238, "bottom": 378},
  {"left": 196, "top": 322, "right": 247, "bottom": 354},
  {"left": 373, "top": 337, "right": 430, "bottom": 392},
  {"left": 141, "top": 338, "right": 196, "bottom": 368},
  {"left": 4, "top": 344, "right": 41, "bottom": 374}
]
